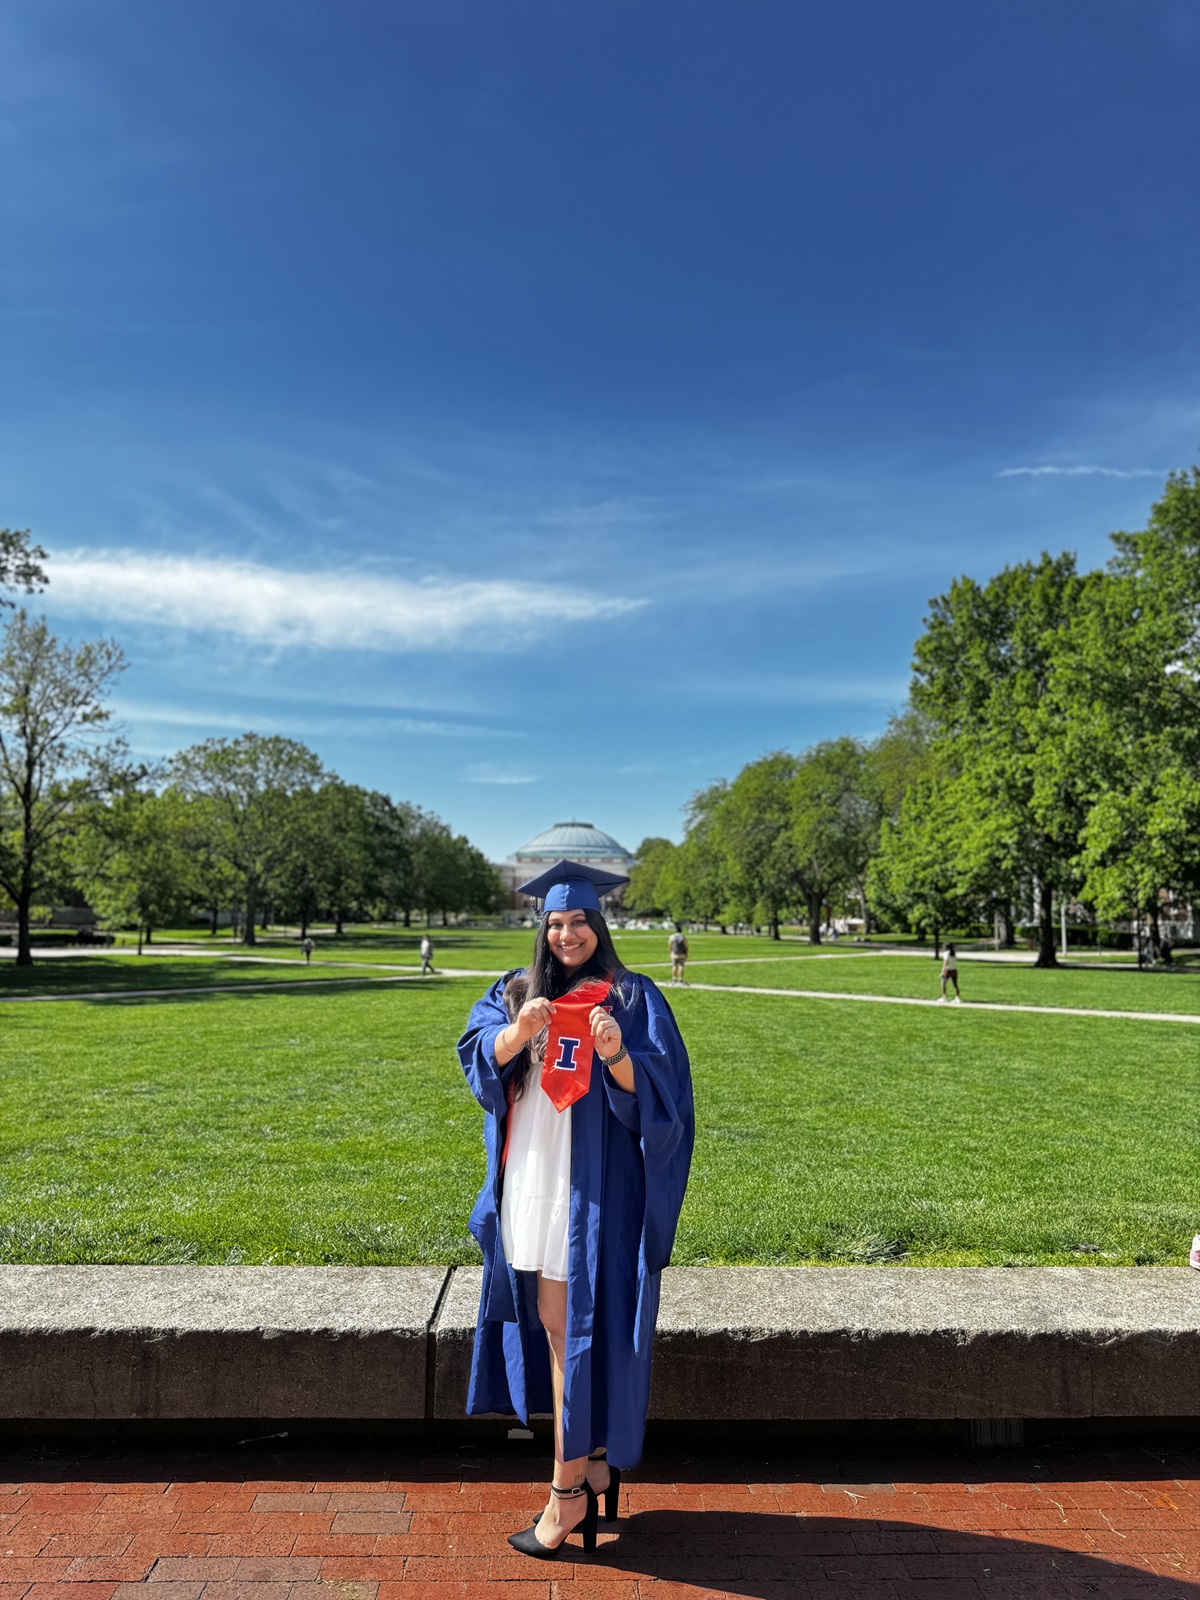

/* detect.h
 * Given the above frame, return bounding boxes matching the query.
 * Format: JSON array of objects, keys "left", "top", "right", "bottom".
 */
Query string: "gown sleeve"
[
  {"left": 457, "top": 973, "right": 520, "bottom": 1118},
  {"left": 603, "top": 974, "right": 695, "bottom": 1274}
]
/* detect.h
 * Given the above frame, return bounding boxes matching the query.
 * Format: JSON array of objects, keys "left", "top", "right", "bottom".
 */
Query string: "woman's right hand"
[
  {"left": 494, "top": 995, "right": 555, "bottom": 1067},
  {"left": 512, "top": 996, "right": 554, "bottom": 1045}
]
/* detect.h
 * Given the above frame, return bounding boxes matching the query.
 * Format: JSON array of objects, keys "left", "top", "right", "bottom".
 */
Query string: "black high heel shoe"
[
  {"left": 507, "top": 1479, "right": 599, "bottom": 1558},
  {"left": 588, "top": 1448, "right": 621, "bottom": 1523}
]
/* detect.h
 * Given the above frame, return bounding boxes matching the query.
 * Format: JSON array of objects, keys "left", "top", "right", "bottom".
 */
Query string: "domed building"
[{"left": 497, "top": 821, "right": 636, "bottom": 912}]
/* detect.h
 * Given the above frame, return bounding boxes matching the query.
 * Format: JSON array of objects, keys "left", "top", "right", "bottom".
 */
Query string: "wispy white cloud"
[
  {"left": 110, "top": 699, "right": 514, "bottom": 742},
  {"left": 997, "top": 465, "right": 1162, "bottom": 479},
  {"left": 47, "top": 551, "right": 643, "bottom": 652},
  {"left": 464, "top": 762, "right": 540, "bottom": 785}
]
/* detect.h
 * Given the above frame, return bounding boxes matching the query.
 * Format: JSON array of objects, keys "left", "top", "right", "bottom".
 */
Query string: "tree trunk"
[
  {"left": 15, "top": 885, "right": 33, "bottom": 967},
  {"left": 209, "top": 905, "right": 219, "bottom": 936},
  {"left": 933, "top": 924, "right": 941, "bottom": 959},
  {"left": 137, "top": 925, "right": 145, "bottom": 956},
  {"left": 1033, "top": 877, "right": 1059, "bottom": 967},
  {"left": 145, "top": 925, "right": 153, "bottom": 946},
  {"left": 1002, "top": 904, "right": 1015, "bottom": 948},
  {"left": 403, "top": 907, "right": 411, "bottom": 927},
  {"left": 243, "top": 885, "right": 258, "bottom": 946},
  {"left": 807, "top": 892, "right": 821, "bottom": 945}
]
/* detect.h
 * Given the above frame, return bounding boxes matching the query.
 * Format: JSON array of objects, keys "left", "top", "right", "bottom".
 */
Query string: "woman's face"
[{"left": 546, "top": 909, "right": 599, "bottom": 970}]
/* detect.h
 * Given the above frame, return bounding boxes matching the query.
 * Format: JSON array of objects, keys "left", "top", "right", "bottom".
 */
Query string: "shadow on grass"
[
  {"left": 69, "top": 976, "right": 452, "bottom": 1007},
  {"left": 0, "top": 971, "right": 454, "bottom": 1006}
]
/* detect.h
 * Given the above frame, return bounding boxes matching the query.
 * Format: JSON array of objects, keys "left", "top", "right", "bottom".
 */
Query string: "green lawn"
[
  {"left": 0, "top": 955, "right": 385, "bottom": 997},
  {"left": 683, "top": 952, "right": 1200, "bottom": 1015},
  {"left": 1, "top": 973, "right": 1196, "bottom": 1268},
  {"left": 147, "top": 924, "right": 865, "bottom": 972}
]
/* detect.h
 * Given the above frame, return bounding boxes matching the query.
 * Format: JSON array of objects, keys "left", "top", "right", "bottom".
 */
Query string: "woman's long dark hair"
[{"left": 504, "top": 909, "right": 631, "bottom": 1098}]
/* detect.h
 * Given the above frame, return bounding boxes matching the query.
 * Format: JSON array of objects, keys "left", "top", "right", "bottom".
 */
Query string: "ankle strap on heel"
[{"left": 550, "top": 1482, "right": 588, "bottom": 1499}]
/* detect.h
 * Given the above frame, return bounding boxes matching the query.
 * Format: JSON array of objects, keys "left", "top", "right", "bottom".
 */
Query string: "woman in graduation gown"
[{"left": 457, "top": 859, "right": 694, "bottom": 1558}]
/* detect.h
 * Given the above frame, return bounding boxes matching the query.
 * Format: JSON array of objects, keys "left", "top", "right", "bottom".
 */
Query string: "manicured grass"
[
  {"left": 5, "top": 928, "right": 1193, "bottom": 1013},
  {"left": 152, "top": 924, "right": 858, "bottom": 972},
  {"left": 675, "top": 989, "right": 1199, "bottom": 1267},
  {"left": 686, "top": 953, "right": 1200, "bottom": 1015},
  {"left": 0, "top": 955, "right": 384, "bottom": 997},
  {"left": 0, "top": 976, "right": 1195, "bottom": 1267}
]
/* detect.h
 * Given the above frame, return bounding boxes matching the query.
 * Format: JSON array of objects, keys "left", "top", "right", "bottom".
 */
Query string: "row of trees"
[
  {"left": 0, "top": 530, "right": 503, "bottom": 964},
  {"left": 74, "top": 737, "right": 504, "bottom": 953},
  {"left": 627, "top": 716, "right": 926, "bottom": 942},
  {"left": 629, "top": 467, "right": 1200, "bottom": 966}
]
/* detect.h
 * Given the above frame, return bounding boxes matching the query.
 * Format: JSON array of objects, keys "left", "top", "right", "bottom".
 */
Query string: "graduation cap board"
[{"left": 517, "top": 858, "right": 630, "bottom": 913}]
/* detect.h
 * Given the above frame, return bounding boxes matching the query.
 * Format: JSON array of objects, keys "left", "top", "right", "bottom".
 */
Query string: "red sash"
[
  {"left": 500, "top": 978, "right": 613, "bottom": 1170},
  {"left": 541, "top": 977, "right": 612, "bottom": 1111}
]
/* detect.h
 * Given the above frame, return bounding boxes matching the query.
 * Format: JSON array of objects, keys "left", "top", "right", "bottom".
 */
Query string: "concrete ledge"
[
  {"left": 0, "top": 1266, "right": 447, "bottom": 1420},
  {"left": 3, "top": 1265, "right": 1198, "bottom": 1424},
  {"left": 649, "top": 1267, "right": 1200, "bottom": 1420}
]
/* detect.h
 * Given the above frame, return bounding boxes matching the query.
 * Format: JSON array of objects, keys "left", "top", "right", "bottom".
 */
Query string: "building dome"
[{"left": 514, "top": 821, "right": 632, "bottom": 863}]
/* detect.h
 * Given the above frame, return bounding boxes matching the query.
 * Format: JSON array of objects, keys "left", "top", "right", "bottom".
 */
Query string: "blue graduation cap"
[{"left": 517, "top": 858, "right": 630, "bottom": 913}]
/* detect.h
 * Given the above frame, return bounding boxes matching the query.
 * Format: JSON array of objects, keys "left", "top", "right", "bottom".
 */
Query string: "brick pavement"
[{"left": 2, "top": 1437, "right": 1200, "bottom": 1598}]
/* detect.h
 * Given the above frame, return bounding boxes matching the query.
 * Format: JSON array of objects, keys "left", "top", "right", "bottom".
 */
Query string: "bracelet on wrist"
[{"left": 599, "top": 1044, "right": 629, "bottom": 1069}]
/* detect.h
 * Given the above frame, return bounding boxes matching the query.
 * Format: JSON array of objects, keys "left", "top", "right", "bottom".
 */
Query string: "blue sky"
[{"left": 4, "top": 0, "right": 1199, "bottom": 861}]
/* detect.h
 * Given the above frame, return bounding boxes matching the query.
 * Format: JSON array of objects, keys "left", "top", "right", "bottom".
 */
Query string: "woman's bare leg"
[{"left": 534, "top": 1274, "right": 589, "bottom": 1544}]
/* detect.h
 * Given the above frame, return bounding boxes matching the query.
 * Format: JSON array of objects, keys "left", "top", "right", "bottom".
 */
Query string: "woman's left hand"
[{"left": 590, "top": 1005, "right": 622, "bottom": 1060}]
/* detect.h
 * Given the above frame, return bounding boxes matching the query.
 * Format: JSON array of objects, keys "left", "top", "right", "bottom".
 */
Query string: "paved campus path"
[
  {"left": 679, "top": 982, "right": 1200, "bottom": 1027},
  {"left": 2, "top": 1438, "right": 1199, "bottom": 1598}
]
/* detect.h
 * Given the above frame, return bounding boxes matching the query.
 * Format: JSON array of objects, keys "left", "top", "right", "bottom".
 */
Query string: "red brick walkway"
[{"left": 3, "top": 1438, "right": 1200, "bottom": 1598}]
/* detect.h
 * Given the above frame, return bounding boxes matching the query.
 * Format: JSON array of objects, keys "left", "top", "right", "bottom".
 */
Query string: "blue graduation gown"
[{"left": 457, "top": 969, "right": 694, "bottom": 1469}]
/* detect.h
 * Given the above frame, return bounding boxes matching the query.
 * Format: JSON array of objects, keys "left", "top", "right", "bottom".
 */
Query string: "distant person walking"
[
  {"left": 301, "top": 936, "right": 315, "bottom": 964},
  {"left": 668, "top": 928, "right": 689, "bottom": 986},
  {"left": 420, "top": 934, "right": 436, "bottom": 975},
  {"left": 938, "top": 943, "right": 961, "bottom": 1004}
]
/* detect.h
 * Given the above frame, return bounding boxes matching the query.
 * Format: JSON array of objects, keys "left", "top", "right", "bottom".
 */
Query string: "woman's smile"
[{"left": 547, "top": 911, "right": 599, "bottom": 967}]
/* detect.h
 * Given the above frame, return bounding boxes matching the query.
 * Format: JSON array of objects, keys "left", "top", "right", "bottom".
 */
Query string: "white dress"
[{"left": 500, "top": 1075, "right": 572, "bottom": 1282}]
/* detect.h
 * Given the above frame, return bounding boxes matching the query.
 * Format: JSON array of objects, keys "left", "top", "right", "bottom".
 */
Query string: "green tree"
[
  {"left": 73, "top": 783, "right": 195, "bottom": 952},
  {"left": 626, "top": 837, "right": 676, "bottom": 916},
  {"left": 678, "top": 782, "right": 732, "bottom": 930},
  {"left": 272, "top": 786, "right": 327, "bottom": 938},
  {"left": 1070, "top": 468, "right": 1200, "bottom": 941},
  {"left": 911, "top": 553, "right": 1089, "bottom": 966},
  {"left": 363, "top": 791, "right": 418, "bottom": 922},
  {"left": 457, "top": 839, "right": 505, "bottom": 918},
  {"left": 177, "top": 794, "right": 240, "bottom": 935},
  {"left": 862, "top": 710, "right": 933, "bottom": 934},
  {"left": 0, "top": 529, "right": 48, "bottom": 605},
  {"left": 314, "top": 782, "right": 374, "bottom": 935},
  {"left": 410, "top": 814, "right": 503, "bottom": 924},
  {"left": 791, "top": 738, "right": 878, "bottom": 942},
  {"left": 0, "top": 612, "right": 126, "bottom": 964},
  {"left": 715, "top": 752, "right": 798, "bottom": 938},
  {"left": 870, "top": 772, "right": 976, "bottom": 953},
  {"left": 169, "top": 734, "right": 325, "bottom": 946}
]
